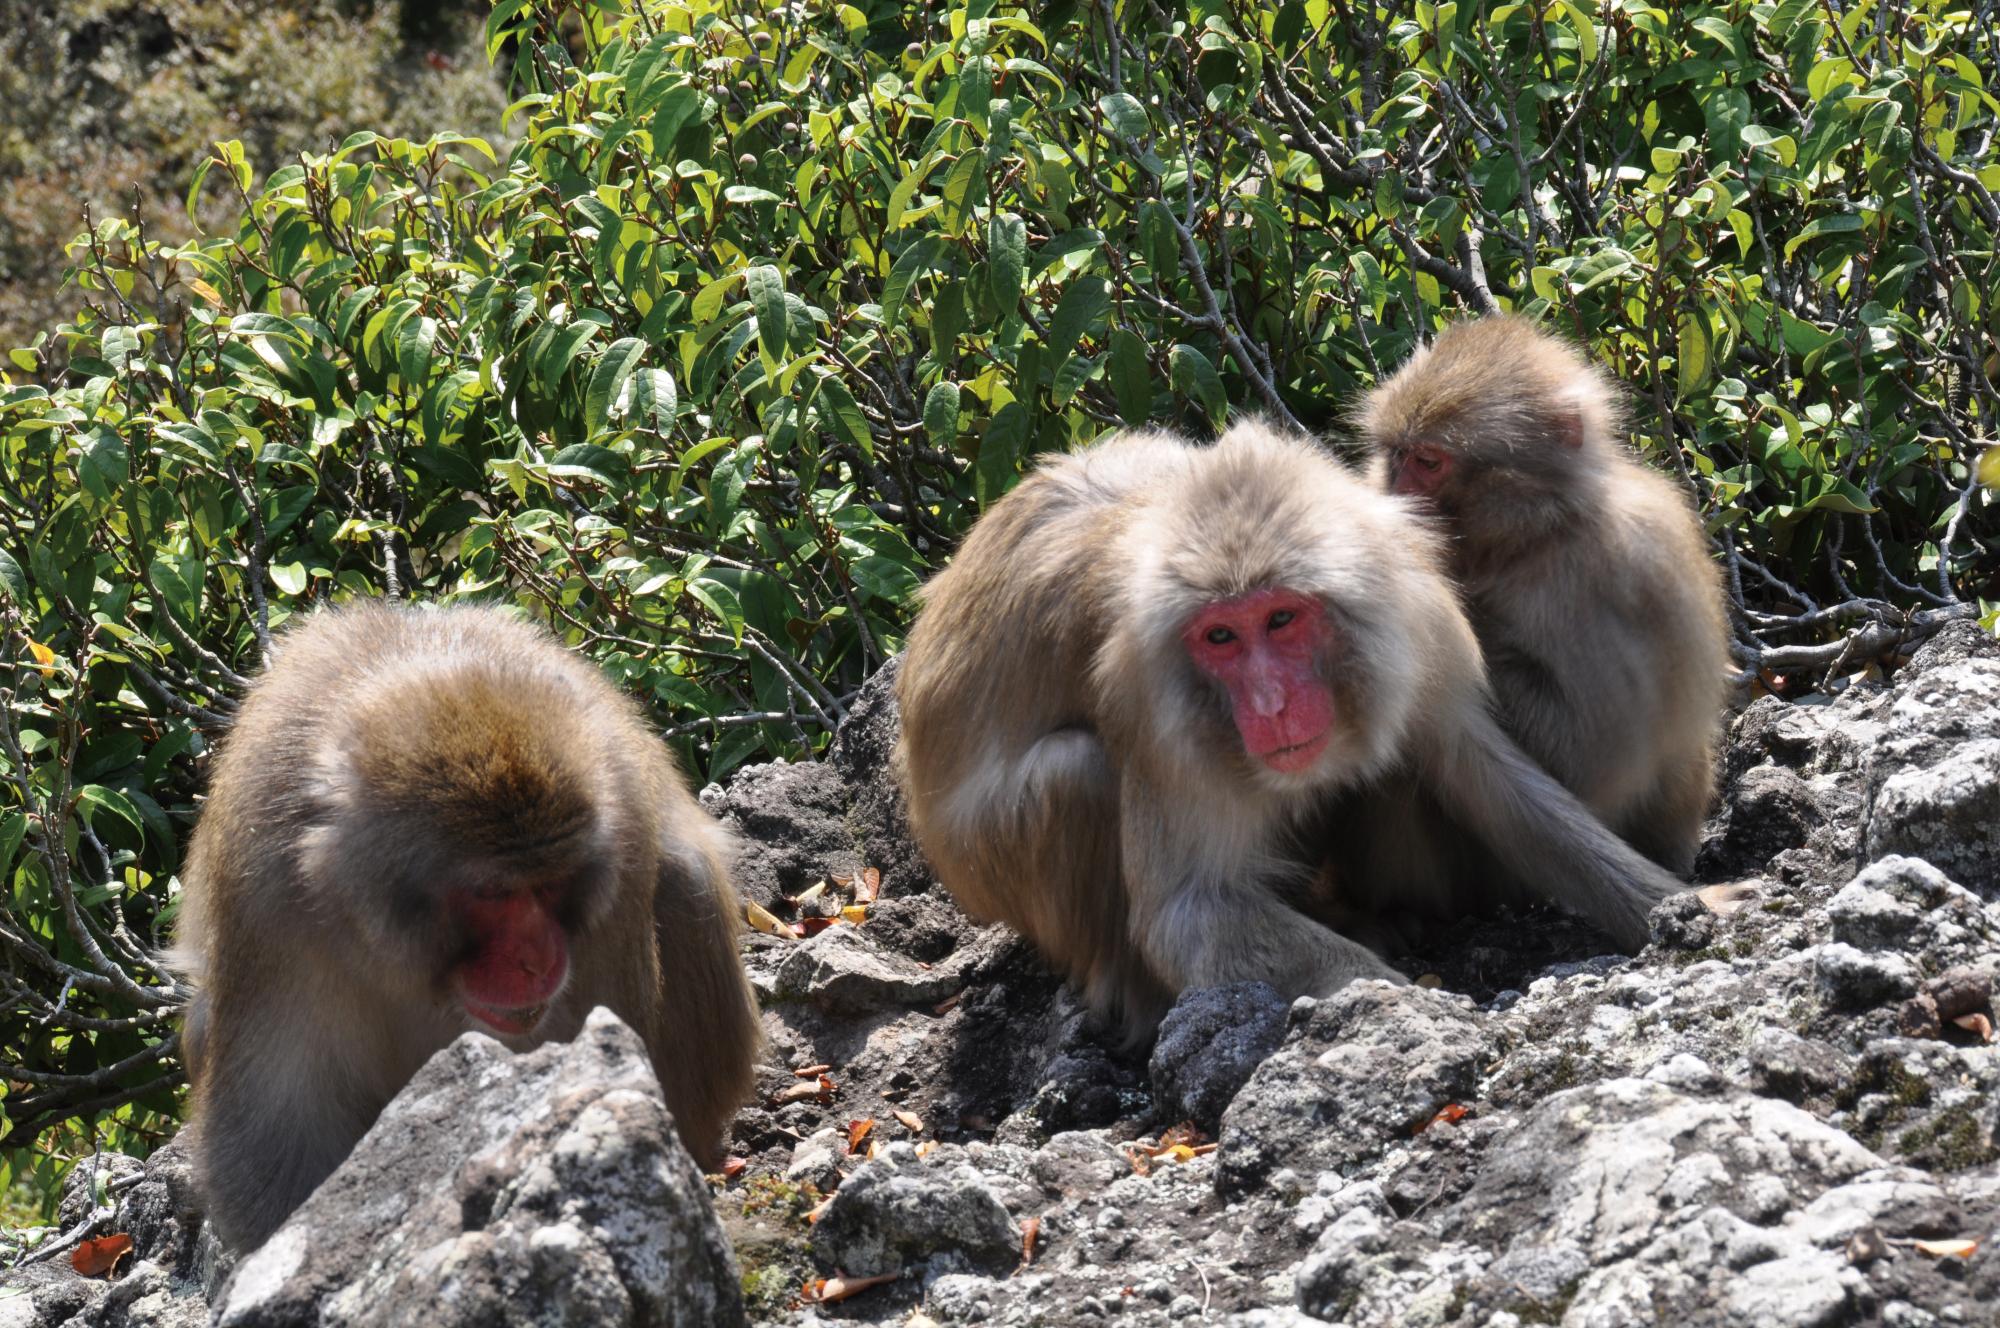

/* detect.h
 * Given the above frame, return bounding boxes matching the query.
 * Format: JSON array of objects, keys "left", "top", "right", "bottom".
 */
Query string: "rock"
[
  {"left": 1745, "top": 1028, "right": 1852, "bottom": 1101},
  {"left": 772, "top": 925, "right": 961, "bottom": 1014},
  {"left": 211, "top": 1009, "right": 742, "bottom": 1328},
  {"left": 1827, "top": 880, "right": 1922, "bottom": 949},
  {"left": 1216, "top": 982, "right": 1488, "bottom": 1195},
  {"left": 785, "top": 1127, "right": 846, "bottom": 1190},
  {"left": 1649, "top": 890, "right": 1718, "bottom": 950},
  {"left": 1149, "top": 983, "right": 1289, "bottom": 1131},
  {"left": 1868, "top": 739, "right": 2000, "bottom": 892},
  {"left": 808, "top": 1143, "right": 1019, "bottom": 1278},
  {"left": 702, "top": 759, "right": 860, "bottom": 907},
  {"left": 1813, "top": 942, "right": 1921, "bottom": 1008}
]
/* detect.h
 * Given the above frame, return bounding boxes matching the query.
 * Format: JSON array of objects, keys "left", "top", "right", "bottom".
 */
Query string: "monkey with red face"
[
  {"left": 1358, "top": 315, "right": 1731, "bottom": 874},
  {"left": 896, "top": 421, "right": 1690, "bottom": 1031},
  {"left": 173, "top": 601, "right": 760, "bottom": 1251}
]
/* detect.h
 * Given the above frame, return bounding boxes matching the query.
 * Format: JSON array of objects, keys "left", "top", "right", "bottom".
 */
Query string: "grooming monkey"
[
  {"left": 173, "top": 602, "right": 760, "bottom": 1250},
  {"left": 1358, "top": 315, "right": 1731, "bottom": 873},
  {"left": 895, "top": 422, "right": 1691, "bottom": 1031}
]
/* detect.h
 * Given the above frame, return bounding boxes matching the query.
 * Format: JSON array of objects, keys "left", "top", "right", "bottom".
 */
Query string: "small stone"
[
  {"left": 1814, "top": 942, "right": 1920, "bottom": 1008},
  {"left": 1827, "top": 883, "right": 1921, "bottom": 949}
]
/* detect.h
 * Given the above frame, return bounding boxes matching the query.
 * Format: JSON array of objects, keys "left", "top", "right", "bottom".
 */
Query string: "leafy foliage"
[{"left": 0, "top": 0, "right": 1995, "bottom": 1207}]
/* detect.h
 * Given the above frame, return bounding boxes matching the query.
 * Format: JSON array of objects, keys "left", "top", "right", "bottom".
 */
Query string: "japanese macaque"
[
  {"left": 173, "top": 602, "right": 760, "bottom": 1251},
  {"left": 895, "top": 421, "right": 1691, "bottom": 1031},
  {"left": 1357, "top": 315, "right": 1731, "bottom": 873}
]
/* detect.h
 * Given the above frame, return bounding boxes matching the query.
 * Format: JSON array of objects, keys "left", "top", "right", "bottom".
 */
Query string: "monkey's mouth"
[
  {"left": 461, "top": 997, "right": 551, "bottom": 1037},
  {"left": 1257, "top": 730, "right": 1332, "bottom": 774}
]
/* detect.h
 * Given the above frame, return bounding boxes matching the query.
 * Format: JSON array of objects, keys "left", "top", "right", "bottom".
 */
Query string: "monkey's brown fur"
[
  {"left": 174, "top": 601, "right": 760, "bottom": 1250},
  {"left": 896, "top": 422, "right": 1689, "bottom": 1032},
  {"left": 1359, "top": 315, "right": 1731, "bottom": 872}
]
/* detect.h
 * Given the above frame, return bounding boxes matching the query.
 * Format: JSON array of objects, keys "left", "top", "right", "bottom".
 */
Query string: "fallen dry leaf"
[
  {"left": 1912, "top": 1237, "right": 1979, "bottom": 1259},
  {"left": 914, "top": 1140, "right": 939, "bottom": 1157},
  {"left": 800, "top": 1270, "right": 900, "bottom": 1304},
  {"left": 71, "top": 1234, "right": 133, "bottom": 1278},
  {"left": 841, "top": 903, "right": 869, "bottom": 925},
  {"left": 1414, "top": 1103, "right": 1471, "bottom": 1136},
  {"left": 805, "top": 1194, "right": 835, "bottom": 1224},
  {"left": 893, "top": 1108, "right": 925, "bottom": 1134},
  {"left": 846, "top": 1119, "right": 875, "bottom": 1153},
  {"left": 903, "top": 1312, "right": 942, "bottom": 1328},
  {"left": 932, "top": 993, "right": 963, "bottom": 1015},
  {"left": 792, "top": 881, "right": 828, "bottom": 906},
  {"left": 1951, "top": 1011, "right": 1994, "bottom": 1043},
  {"left": 855, "top": 867, "right": 881, "bottom": 903},
  {"left": 719, "top": 1155, "right": 748, "bottom": 1179},
  {"left": 771, "top": 1074, "right": 837, "bottom": 1107},
  {"left": 797, "top": 915, "right": 847, "bottom": 937},
  {"left": 1157, "top": 1121, "right": 1208, "bottom": 1151},
  {"left": 794, "top": 1063, "right": 832, "bottom": 1078},
  {"left": 746, "top": 900, "right": 800, "bottom": 939},
  {"left": 1019, "top": 1215, "right": 1042, "bottom": 1268}
]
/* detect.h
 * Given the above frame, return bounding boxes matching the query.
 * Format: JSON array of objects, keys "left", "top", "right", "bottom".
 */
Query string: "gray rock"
[
  {"left": 1745, "top": 1028, "right": 1852, "bottom": 1101},
  {"left": 1149, "top": 982, "right": 1289, "bottom": 1130},
  {"left": 1216, "top": 982, "right": 1488, "bottom": 1195},
  {"left": 1813, "top": 942, "right": 1921, "bottom": 1007},
  {"left": 1827, "top": 880, "right": 1922, "bottom": 949},
  {"left": 212, "top": 1009, "right": 742, "bottom": 1328},
  {"left": 1869, "top": 738, "right": 2000, "bottom": 892},
  {"left": 772, "top": 925, "right": 961, "bottom": 1014},
  {"left": 809, "top": 1143, "right": 1019, "bottom": 1278},
  {"left": 785, "top": 1127, "right": 847, "bottom": 1190}
]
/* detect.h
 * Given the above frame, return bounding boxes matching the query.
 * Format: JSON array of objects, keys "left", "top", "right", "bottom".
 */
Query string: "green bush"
[{"left": 0, "top": 0, "right": 1995, "bottom": 1207}]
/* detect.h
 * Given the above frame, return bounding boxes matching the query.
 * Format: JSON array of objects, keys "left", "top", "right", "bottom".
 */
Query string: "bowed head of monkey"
[{"left": 174, "top": 602, "right": 760, "bottom": 1251}]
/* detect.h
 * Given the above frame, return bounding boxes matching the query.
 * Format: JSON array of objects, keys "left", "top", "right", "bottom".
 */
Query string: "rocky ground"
[{"left": 4, "top": 624, "right": 1997, "bottom": 1327}]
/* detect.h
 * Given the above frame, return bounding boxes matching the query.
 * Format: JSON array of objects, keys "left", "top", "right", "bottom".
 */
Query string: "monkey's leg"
[
  {"left": 1122, "top": 798, "right": 1405, "bottom": 1000},
  {"left": 1424, "top": 706, "right": 1685, "bottom": 950}
]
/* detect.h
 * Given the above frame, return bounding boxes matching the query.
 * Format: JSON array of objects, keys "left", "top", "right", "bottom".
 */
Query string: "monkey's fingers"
[{"left": 1694, "top": 882, "right": 1760, "bottom": 916}]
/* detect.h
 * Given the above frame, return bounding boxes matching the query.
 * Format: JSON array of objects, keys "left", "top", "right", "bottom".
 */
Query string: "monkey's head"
[
  {"left": 301, "top": 660, "right": 631, "bottom": 1039},
  {"left": 1099, "top": 423, "right": 1425, "bottom": 798},
  {"left": 1359, "top": 316, "right": 1617, "bottom": 546}
]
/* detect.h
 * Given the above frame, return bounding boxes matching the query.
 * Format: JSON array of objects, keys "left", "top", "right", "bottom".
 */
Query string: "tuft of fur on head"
[
  {"left": 1098, "top": 420, "right": 1428, "bottom": 802},
  {"left": 333, "top": 664, "right": 601, "bottom": 857}
]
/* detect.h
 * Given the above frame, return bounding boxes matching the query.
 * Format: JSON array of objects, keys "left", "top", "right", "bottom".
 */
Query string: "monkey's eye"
[
  {"left": 1266, "top": 610, "right": 1295, "bottom": 632},
  {"left": 1205, "top": 626, "right": 1237, "bottom": 646},
  {"left": 1411, "top": 453, "right": 1443, "bottom": 472}
]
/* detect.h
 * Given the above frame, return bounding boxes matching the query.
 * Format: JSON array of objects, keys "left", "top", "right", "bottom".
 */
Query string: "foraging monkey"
[
  {"left": 173, "top": 602, "right": 760, "bottom": 1251},
  {"left": 895, "top": 421, "right": 1691, "bottom": 1031},
  {"left": 1357, "top": 315, "right": 1731, "bottom": 873}
]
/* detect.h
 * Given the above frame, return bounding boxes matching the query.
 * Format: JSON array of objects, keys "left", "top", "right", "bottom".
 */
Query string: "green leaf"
[
  {"left": 882, "top": 236, "right": 945, "bottom": 333},
  {"left": 1676, "top": 311, "right": 1711, "bottom": 397},
  {"left": 624, "top": 367, "right": 678, "bottom": 433},
  {"left": 1099, "top": 92, "right": 1150, "bottom": 139},
  {"left": 747, "top": 264, "right": 789, "bottom": 376},
  {"left": 269, "top": 562, "right": 308, "bottom": 595},
  {"left": 74, "top": 786, "right": 143, "bottom": 838},
  {"left": 1170, "top": 344, "right": 1227, "bottom": 429},
  {"left": 923, "top": 380, "right": 962, "bottom": 450},
  {"left": 1783, "top": 213, "right": 1865, "bottom": 261},
  {"left": 1047, "top": 277, "right": 1110, "bottom": 362},
  {"left": 0, "top": 548, "right": 27, "bottom": 605},
  {"left": 1108, "top": 328, "right": 1152, "bottom": 423},
  {"left": 688, "top": 575, "right": 745, "bottom": 642},
  {"left": 988, "top": 215, "right": 1027, "bottom": 314},
  {"left": 977, "top": 401, "right": 1029, "bottom": 509},
  {"left": 585, "top": 338, "right": 648, "bottom": 432}
]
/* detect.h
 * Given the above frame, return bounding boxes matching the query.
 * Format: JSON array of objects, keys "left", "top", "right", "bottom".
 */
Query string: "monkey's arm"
[
  {"left": 1122, "top": 793, "right": 1405, "bottom": 1000},
  {"left": 1422, "top": 703, "right": 1685, "bottom": 948}
]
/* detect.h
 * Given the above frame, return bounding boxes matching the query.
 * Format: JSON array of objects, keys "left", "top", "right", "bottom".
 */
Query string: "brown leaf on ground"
[
  {"left": 846, "top": 1119, "right": 875, "bottom": 1153},
  {"left": 1018, "top": 1215, "right": 1042, "bottom": 1269},
  {"left": 893, "top": 1108, "right": 925, "bottom": 1134},
  {"left": 1414, "top": 1103, "right": 1471, "bottom": 1135},
  {"left": 1912, "top": 1237, "right": 1979, "bottom": 1259},
  {"left": 799, "top": 1271, "right": 900, "bottom": 1304},
  {"left": 71, "top": 1234, "right": 133, "bottom": 1278}
]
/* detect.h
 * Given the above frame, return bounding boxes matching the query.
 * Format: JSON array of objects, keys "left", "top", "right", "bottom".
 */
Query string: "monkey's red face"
[
  {"left": 1389, "top": 445, "right": 1454, "bottom": 498},
  {"left": 1182, "top": 589, "right": 1336, "bottom": 774},
  {"left": 447, "top": 885, "right": 571, "bottom": 1036}
]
